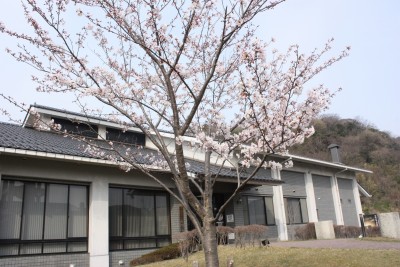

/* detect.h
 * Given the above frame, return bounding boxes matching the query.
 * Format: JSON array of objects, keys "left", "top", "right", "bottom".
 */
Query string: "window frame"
[
  {"left": 242, "top": 195, "right": 275, "bottom": 226},
  {"left": 284, "top": 197, "right": 309, "bottom": 225},
  {"left": 0, "top": 177, "right": 89, "bottom": 257},
  {"left": 106, "top": 127, "right": 145, "bottom": 146},
  {"left": 109, "top": 186, "right": 171, "bottom": 251},
  {"left": 52, "top": 117, "right": 98, "bottom": 139}
]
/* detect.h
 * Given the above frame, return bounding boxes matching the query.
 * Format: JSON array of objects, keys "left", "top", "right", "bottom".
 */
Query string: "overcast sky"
[{"left": 1, "top": 0, "right": 399, "bottom": 137}]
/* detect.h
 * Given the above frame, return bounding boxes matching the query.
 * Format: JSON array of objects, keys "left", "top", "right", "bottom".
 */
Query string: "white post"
[
  {"left": 89, "top": 180, "right": 109, "bottom": 267},
  {"left": 272, "top": 169, "right": 288, "bottom": 241},
  {"left": 330, "top": 176, "right": 344, "bottom": 225},
  {"left": 97, "top": 125, "right": 107, "bottom": 140},
  {"left": 305, "top": 172, "right": 318, "bottom": 222},
  {"left": 352, "top": 178, "right": 363, "bottom": 227}
]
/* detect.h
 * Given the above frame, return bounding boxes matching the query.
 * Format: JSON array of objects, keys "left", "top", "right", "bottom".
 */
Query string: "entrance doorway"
[{"left": 187, "top": 193, "right": 226, "bottom": 231}]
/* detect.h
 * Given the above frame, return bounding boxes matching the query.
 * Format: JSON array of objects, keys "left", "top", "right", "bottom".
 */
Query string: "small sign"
[
  {"left": 228, "top": 233, "right": 235, "bottom": 240},
  {"left": 226, "top": 214, "right": 234, "bottom": 223}
]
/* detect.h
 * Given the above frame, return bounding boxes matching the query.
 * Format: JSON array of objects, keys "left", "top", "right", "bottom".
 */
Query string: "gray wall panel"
[
  {"left": 266, "top": 225, "right": 278, "bottom": 240},
  {"left": 312, "top": 174, "right": 337, "bottom": 224},
  {"left": 0, "top": 253, "right": 89, "bottom": 267},
  {"left": 281, "top": 171, "right": 306, "bottom": 197},
  {"left": 234, "top": 199, "right": 245, "bottom": 226},
  {"left": 241, "top": 185, "right": 273, "bottom": 195},
  {"left": 337, "top": 178, "right": 359, "bottom": 226}
]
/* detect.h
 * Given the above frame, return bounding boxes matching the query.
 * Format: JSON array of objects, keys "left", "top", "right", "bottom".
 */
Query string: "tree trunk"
[{"left": 202, "top": 215, "right": 219, "bottom": 267}]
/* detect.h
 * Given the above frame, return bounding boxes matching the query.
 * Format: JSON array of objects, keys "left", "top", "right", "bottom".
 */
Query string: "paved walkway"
[{"left": 271, "top": 239, "right": 400, "bottom": 250}]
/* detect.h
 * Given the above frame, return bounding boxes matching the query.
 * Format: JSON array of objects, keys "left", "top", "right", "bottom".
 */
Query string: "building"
[{"left": 0, "top": 105, "right": 371, "bottom": 267}]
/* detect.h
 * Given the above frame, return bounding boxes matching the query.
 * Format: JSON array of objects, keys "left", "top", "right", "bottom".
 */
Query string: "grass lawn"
[{"left": 139, "top": 245, "right": 400, "bottom": 267}]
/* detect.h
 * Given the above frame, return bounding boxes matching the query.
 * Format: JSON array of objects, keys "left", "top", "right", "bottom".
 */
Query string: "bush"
[
  {"left": 365, "top": 226, "right": 381, "bottom": 237},
  {"left": 216, "top": 226, "right": 234, "bottom": 245},
  {"left": 295, "top": 223, "right": 316, "bottom": 240},
  {"left": 234, "top": 225, "right": 248, "bottom": 248},
  {"left": 247, "top": 225, "right": 268, "bottom": 247},
  {"left": 234, "top": 225, "right": 268, "bottom": 248},
  {"left": 130, "top": 243, "right": 180, "bottom": 266},
  {"left": 295, "top": 224, "right": 381, "bottom": 240},
  {"left": 334, "top": 225, "right": 362, "bottom": 238},
  {"left": 173, "top": 229, "right": 201, "bottom": 262}
]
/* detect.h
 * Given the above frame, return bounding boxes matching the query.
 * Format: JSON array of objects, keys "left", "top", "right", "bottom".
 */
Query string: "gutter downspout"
[{"left": 357, "top": 183, "right": 372, "bottom": 198}]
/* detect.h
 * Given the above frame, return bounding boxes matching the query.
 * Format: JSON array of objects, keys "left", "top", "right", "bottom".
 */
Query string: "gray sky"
[{"left": 1, "top": 0, "right": 399, "bottom": 136}]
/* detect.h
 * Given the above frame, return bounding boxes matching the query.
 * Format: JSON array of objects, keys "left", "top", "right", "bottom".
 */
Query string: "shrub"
[
  {"left": 234, "top": 225, "right": 248, "bottom": 248},
  {"left": 173, "top": 229, "right": 201, "bottom": 262},
  {"left": 130, "top": 242, "right": 180, "bottom": 266},
  {"left": 216, "top": 226, "right": 234, "bottom": 245},
  {"left": 234, "top": 225, "right": 268, "bottom": 248},
  {"left": 295, "top": 223, "right": 316, "bottom": 240},
  {"left": 247, "top": 225, "right": 268, "bottom": 247},
  {"left": 334, "top": 225, "right": 361, "bottom": 238},
  {"left": 365, "top": 226, "right": 381, "bottom": 237},
  {"left": 295, "top": 224, "right": 381, "bottom": 240}
]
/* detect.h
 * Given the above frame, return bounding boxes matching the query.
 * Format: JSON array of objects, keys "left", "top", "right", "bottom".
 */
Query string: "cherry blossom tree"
[{"left": 0, "top": 1, "right": 349, "bottom": 266}]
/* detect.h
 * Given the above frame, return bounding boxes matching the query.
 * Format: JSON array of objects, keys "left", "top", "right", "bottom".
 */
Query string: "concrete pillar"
[
  {"left": 304, "top": 171, "right": 318, "bottom": 222},
  {"left": 315, "top": 220, "right": 335, "bottom": 239},
  {"left": 352, "top": 178, "right": 363, "bottom": 227},
  {"left": 272, "top": 169, "right": 288, "bottom": 241},
  {"left": 330, "top": 175, "right": 344, "bottom": 225},
  {"left": 378, "top": 212, "right": 400, "bottom": 239},
  {"left": 89, "top": 180, "right": 109, "bottom": 267}
]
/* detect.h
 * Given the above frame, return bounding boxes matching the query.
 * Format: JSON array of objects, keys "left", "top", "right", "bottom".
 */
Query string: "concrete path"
[{"left": 270, "top": 239, "right": 400, "bottom": 250}]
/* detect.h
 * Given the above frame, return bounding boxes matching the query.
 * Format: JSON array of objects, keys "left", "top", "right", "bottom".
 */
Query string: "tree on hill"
[{"left": 0, "top": 1, "right": 349, "bottom": 266}]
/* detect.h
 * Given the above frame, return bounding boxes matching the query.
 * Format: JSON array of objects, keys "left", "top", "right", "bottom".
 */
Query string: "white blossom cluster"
[{"left": 1, "top": 1, "right": 349, "bottom": 230}]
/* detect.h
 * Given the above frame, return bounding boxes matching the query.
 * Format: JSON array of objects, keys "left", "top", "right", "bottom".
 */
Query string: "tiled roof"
[
  {"left": 0, "top": 122, "right": 93, "bottom": 158},
  {"left": 0, "top": 122, "right": 280, "bottom": 183}
]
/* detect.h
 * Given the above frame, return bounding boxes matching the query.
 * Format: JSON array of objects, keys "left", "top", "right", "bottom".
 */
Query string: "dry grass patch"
[
  {"left": 140, "top": 245, "right": 400, "bottom": 267},
  {"left": 361, "top": 237, "right": 400, "bottom": 243}
]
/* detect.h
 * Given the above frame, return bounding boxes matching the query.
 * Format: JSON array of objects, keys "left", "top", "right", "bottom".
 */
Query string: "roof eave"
[
  {"left": 283, "top": 154, "right": 373, "bottom": 174},
  {"left": 0, "top": 146, "right": 169, "bottom": 173},
  {"left": 210, "top": 176, "right": 283, "bottom": 186}
]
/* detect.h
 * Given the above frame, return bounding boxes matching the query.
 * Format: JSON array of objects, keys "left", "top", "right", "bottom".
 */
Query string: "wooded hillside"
[{"left": 291, "top": 115, "right": 400, "bottom": 214}]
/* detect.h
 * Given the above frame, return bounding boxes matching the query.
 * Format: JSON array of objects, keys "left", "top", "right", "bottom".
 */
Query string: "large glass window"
[
  {"left": 109, "top": 188, "right": 171, "bottom": 251},
  {"left": 284, "top": 198, "right": 309, "bottom": 224},
  {"left": 0, "top": 179, "right": 88, "bottom": 256},
  {"left": 243, "top": 196, "right": 275, "bottom": 226}
]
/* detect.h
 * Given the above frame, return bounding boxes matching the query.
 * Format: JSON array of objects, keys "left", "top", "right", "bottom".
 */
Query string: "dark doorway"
[{"left": 187, "top": 194, "right": 226, "bottom": 231}]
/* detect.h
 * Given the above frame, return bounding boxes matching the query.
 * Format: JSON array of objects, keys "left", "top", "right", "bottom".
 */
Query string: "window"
[
  {"left": 106, "top": 127, "right": 145, "bottom": 146},
  {"left": 284, "top": 198, "right": 308, "bottom": 224},
  {"left": 109, "top": 188, "right": 171, "bottom": 251},
  {"left": 53, "top": 117, "right": 98, "bottom": 138},
  {"left": 0, "top": 179, "right": 88, "bottom": 256},
  {"left": 243, "top": 196, "right": 275, "bottom": 225}
]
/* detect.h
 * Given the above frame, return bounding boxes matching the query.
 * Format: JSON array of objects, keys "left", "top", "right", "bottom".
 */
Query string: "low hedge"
[
  {"left": 295, "top": 223, "right": 316, "bottom": 240},
  {"left": 295, "top": 223, "right": 381, "bottom": 240},
  {"left": 130, "top": 242, "right": 181, "bottom": 266}
]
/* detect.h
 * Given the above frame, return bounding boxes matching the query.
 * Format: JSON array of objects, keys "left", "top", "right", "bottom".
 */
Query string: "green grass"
[{"left": 139, "top": 245, "right": 400, "bottom": 267}]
